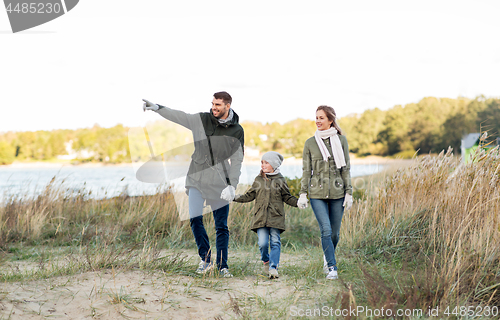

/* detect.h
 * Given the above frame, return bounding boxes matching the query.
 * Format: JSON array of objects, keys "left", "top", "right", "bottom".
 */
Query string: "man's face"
[{"left": 211, "top": 98, "right": 230, "bottom": 119}]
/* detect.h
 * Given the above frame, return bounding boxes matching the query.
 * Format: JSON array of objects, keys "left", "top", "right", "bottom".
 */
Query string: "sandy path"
[
  {"left": 0, "top": 251, "right": 313, "bottom": 320},
  {"left": 1, "top": 270, "right": 299, "bottom": 319}
]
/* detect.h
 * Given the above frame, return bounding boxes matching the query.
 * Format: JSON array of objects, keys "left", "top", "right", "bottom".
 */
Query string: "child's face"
[{"left": 261, "top": 160, "right": 274, "bottom": 173}]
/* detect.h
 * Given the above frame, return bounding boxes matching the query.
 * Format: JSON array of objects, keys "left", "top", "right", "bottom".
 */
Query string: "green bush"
[
  {"left": 0, "top": 141, "right": 15, "bottom": 165},
  {"left": 284, "top": 176, "right": 302, "bottom": 197}
]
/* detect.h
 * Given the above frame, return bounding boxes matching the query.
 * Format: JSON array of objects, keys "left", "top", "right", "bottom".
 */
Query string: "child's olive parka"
[{"left": 234, "top": 173, "right": 298, "bottom": 232}]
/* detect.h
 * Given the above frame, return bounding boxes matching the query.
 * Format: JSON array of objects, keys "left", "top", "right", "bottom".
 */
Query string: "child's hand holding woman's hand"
[{"left": 298, "top": 194, "right": 308, "bottom": 209}]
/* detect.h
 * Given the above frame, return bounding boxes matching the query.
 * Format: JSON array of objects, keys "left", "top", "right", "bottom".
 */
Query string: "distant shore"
[
  {"left": 2, "top": 155, "right": 410, "bottom": 169},
  {"left": 3, "top": 161, "right": 134, "bottom": 168}
]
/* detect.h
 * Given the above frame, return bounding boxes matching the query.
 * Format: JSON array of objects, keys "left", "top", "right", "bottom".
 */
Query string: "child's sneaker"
[
  {"left": 263, "top": 261, "right": 270, "bottom": 275},
  {"left": 323, "top": 255, "right": 329, "bottom": 275},
  {"left": 269, "top": 268, "right": 279, "bottom": 279},
  {"left": 326, "top": 266, "right": 338, "bottom": 280},
  {"left": 196, "top": 260, "right": 213, "bottom": 274},
  {"left": 220, "top": 268, "right": 233, "bottom": 278}
]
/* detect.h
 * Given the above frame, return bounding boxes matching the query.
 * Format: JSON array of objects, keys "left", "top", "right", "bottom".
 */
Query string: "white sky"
[{"left": 1, "top": 0, "right": 499, "bottom": 132}]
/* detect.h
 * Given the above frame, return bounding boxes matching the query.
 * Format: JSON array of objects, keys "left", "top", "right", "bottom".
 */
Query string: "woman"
[{"left": 298, "top": 105, "right": 353, "bottom": 280}]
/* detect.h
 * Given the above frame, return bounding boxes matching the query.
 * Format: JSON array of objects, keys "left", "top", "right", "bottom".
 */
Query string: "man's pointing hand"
[{"left": 142, "top": 99, "right": 159, "bottom": 112}]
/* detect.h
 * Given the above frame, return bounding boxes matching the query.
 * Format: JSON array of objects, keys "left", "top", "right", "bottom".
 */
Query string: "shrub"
[{"left": 0, "top": 141, "right": 15, "bottom": 165}]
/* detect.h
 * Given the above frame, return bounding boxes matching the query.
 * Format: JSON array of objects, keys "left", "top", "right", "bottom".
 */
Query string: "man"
[{"left": 143, "top": 91, "right": 244, "bottom": 277}]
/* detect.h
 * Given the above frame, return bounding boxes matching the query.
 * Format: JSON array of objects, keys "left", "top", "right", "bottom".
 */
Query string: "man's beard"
[{"left": 214, "top": 109, "right": 228, "bottom": 119}]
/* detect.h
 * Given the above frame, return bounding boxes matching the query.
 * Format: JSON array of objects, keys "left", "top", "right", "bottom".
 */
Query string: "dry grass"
[
  {"left": 343, "top": 147, "right": 500, "bottom": 309},
  {"left": 0, "top": 180, "right": 191, "bottom": 249},
  {"left": 1, "top": 148, "right": 500, "bottom": 317}
]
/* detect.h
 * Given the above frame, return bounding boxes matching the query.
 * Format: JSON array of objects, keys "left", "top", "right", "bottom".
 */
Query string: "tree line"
[
  {"left": 339, "top": 96, "right": 499, "bottom": 157},
  {"left": 0, "top": 96, "right": 498, "bottom": 165},
  {"left": 243, "top": 96, "right": 499, "bottom": 158}
]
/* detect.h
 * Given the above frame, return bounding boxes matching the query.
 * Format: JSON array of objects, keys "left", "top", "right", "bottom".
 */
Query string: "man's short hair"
[{"left": 213, "top": 91, "right": 232, "bottom": 105}]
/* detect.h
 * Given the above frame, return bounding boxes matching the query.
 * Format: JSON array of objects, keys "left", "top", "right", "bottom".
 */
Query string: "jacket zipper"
[
  {"left": 265, "top": 178, "right": 271, "bottom": 226},
  {"left": 207, "top": 134, "right": 231, "bottom": 186}
]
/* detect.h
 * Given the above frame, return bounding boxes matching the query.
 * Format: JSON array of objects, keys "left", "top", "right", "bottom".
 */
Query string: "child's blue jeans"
[{"left": 257, "top": 227, "right": 281, "bottom": 270}]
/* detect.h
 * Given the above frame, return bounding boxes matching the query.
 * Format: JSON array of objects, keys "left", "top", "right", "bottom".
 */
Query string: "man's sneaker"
[
  {"left": 269, "top": 268, "right": 279, "bottom": 279},
  {"left": 263, "top": 261, "right": 270, "bottom": 275},
  {"left": 326, "top": 266, "right": 338, "bottom": 280},
  {"left": 220, "top": 268, "right": 233, "bottom": 278},
  {"left": 323, "top": 255, "right": 329, "bottom": 275},
  {"left": 196, "top": 260, "right": 213, "bottom": 274}
]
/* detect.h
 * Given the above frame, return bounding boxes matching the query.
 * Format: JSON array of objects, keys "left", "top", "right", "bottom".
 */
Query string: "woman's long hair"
[{"left": 317, "top": 105, "right": 343, "bottom": 135}]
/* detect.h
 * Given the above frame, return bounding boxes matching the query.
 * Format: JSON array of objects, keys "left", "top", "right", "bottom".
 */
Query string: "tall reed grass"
[
  {"left": 0, "top": 179, "right": 192, "bottom": 248},
  {"left": 0, "top": 177, "right": 317, "bottom": 251},
  {"left": 342, "top": 147, "right": 500, "bottom": 310}
]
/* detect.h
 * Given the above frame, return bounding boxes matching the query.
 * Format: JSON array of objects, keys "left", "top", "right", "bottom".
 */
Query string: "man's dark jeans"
[{"left": 188, "top": 187, "right": 229, "bottom": 270}]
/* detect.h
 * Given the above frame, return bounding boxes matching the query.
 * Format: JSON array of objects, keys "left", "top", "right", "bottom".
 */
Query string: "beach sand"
[{"left": 0, "top": 250, "right": 319, "bottom": 320}]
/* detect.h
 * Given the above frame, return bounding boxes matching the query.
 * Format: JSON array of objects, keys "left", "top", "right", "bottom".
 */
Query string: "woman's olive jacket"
[
  {"left": 234, "top": 173, "right": 298, "bottom": 232},
  {"left": 300, "top": 135, "right": 352, "bottom": 199}
]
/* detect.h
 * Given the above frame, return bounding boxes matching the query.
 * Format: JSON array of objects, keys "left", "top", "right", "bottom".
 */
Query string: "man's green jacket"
[{"left": 156, "top": 105, "right": 245, "bottom": 200}]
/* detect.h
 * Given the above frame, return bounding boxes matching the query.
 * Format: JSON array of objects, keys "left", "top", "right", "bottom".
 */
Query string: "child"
[{"left": 233, "top": 151, "right": 299, "bottom": 279}]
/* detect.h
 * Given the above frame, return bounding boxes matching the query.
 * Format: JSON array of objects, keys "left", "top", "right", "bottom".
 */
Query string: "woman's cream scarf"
[{"left": 314, "top": 127, "right": 346, "bottom": 169}]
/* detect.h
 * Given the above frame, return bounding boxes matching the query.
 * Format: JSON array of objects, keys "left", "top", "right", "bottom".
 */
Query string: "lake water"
[{"left": 0, "top": 163, "right": 385, "bottom": 201}]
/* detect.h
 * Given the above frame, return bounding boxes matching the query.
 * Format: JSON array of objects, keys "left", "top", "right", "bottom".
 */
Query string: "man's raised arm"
[{"left": 143, "top": 99, "right": 201, "bottom": 131}]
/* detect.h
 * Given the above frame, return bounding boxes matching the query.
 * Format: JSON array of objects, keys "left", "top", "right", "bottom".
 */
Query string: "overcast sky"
[{"left": 1, "top": 0, "right": 499, "bottom": 132}]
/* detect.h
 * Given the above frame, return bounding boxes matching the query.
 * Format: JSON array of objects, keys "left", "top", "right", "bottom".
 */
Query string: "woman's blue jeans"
[
  {"left": 310, "top": 197, "right": 344, "bottom": 269},
  {"left": 257, "top": 227, "right": 281, "bottom": 270},
  {"left": 188, "top": 188, "right": 229, "bottom": 270}
]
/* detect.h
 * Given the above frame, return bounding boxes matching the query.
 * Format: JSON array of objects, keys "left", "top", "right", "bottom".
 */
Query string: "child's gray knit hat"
[{"left": 262, "top": 151, "right": 284, "bottom": 170}]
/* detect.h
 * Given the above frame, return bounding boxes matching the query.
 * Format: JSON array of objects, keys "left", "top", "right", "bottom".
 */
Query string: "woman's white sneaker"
[{"left": 326, "top": 267, "right": 338, "bottom": 280}]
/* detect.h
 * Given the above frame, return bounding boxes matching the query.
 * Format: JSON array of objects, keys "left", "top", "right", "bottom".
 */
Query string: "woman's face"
[
  {"left": 261, "top": 160, "right": 274, "bottom": 173},
  {"left": 316, "top": 110, "right": 333, "bottom": 131}
]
